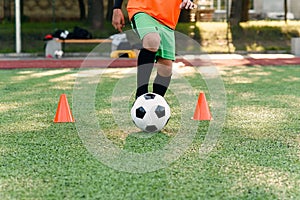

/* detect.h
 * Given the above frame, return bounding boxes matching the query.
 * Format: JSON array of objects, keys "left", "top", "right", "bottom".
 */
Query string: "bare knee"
[{"left": 142, "top": 33, "right": 161, "bottom": 52}]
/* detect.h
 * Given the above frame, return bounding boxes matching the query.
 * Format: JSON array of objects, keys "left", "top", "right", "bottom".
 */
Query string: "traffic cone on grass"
[
  {"left": 193, "top": 92, "right": 212, "bottom": 120},
  {"left": 53, "top": 94, "right": 75, "bottom": 123}
]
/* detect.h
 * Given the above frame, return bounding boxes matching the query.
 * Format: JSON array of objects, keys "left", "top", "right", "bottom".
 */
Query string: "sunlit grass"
[{"left": 197, "top": 20, "right": 300, "bottom": 53}]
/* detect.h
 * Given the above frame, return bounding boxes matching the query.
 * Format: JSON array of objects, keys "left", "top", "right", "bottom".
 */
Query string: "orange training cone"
[
  {"left": 193, "top": 92, "right": 212, "bottom": 120},
  {"left": 53, "top": 94, "right": 75, "bottom": 123}
]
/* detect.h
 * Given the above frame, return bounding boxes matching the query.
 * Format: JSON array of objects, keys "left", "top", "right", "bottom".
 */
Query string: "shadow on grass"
[{"left": 230, "top": 24, "right": 299, "bottom": 52}]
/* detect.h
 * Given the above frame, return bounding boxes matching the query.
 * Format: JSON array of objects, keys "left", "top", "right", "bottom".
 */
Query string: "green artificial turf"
[{"left": 0, "top": 65, "right": 299, "bottom": 199}]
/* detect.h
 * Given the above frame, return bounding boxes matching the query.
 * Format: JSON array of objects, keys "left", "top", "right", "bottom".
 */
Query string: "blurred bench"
[
  {"left": 57, "top": 39, "right": 112, "bottom": 44},
  {"left": 45, "top": 38, "right": 138, "bottom": 58},
  {"left": 57, "top": 39, "right": 112, "bottom": 54},
  {"left": 45, "top": 38, "right": 112, "bottom": 58}
]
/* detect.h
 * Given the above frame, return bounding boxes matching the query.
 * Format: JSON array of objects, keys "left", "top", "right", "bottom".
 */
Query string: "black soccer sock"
[
  {"left": 153, "top": 73, "right": 172, "bottom": 97},
  {"left": 136, "top": 48, "right": 157, "bottom": 99}
]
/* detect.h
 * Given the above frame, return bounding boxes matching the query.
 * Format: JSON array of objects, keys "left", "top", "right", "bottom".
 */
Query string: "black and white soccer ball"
[{"left": 131, "top": 93, "right": 171, "bottom": 133}]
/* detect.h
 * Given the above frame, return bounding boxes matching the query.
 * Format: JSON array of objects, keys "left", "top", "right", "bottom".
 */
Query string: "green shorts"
[{"left": 131, "top": 12, "right": 176, "bottom": 61}]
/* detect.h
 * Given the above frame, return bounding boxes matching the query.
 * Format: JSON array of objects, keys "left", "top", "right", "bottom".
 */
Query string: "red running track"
[{"left": 1, "top": 57, "right": 300, "bottom": 69}]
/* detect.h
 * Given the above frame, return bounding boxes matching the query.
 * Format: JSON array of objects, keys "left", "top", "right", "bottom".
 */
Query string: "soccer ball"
[{"left": 131, "top": 93, "right": 171, "bottom": 133}]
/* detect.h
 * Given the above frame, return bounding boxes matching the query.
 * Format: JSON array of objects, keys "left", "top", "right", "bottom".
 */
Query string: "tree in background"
[
  {"left": 106, "top": 0, "right": 113, "bottom": 21},
  {"left": 79, "top": 0, "right": 113, "bottom": 23},
  {"left": 3, "top": 0, "right": 11, "bottom": 21},
  {"left": 78, "top": 0, "right": 86, "bottom": 20},
  {"left": 284, "top": 0, "right": 287, "bottom": 23},
  {"left": 88, "top": 0, "right": 104, "bottom": 29},
  {"left": 240, "top": 0, "right": 250, "bottom": 22},
  {"left": 229, "top": 0, "right": 250, "bottom": 26}
]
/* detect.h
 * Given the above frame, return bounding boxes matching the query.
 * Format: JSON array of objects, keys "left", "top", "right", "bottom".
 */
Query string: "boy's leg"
[
  {"left": 153, "top": 58, "right": 172, "bottom": 97},
  {"left": 152, "top": 25, "right": 175, "bottom": 97},
  {"left": 131, "top": 13, "right": 162, "bottom": 99},
  {"left": 136, "top": 33, "right": 161, "bottom": 99}
]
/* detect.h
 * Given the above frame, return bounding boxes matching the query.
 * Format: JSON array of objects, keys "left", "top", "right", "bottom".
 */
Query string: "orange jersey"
[{"left": 127, "top": 0, "right": 182, "bottom": 29}]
